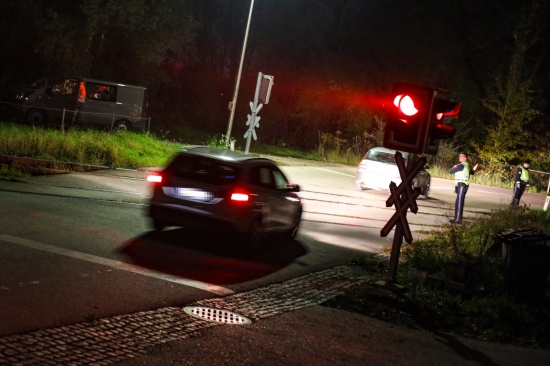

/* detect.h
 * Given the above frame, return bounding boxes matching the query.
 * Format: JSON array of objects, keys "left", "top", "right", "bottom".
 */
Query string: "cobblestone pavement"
[{"left": 0, "top": 265, "right": 370, "bottom": 365}]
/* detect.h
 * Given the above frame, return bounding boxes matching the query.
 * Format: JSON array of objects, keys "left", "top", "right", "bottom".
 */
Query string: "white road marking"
[
  {"left": 315, "top": 167, "right": 355, "bottom": 178},
  {"left": 0, "top": 234, "right": 234, "bottom": 296}
]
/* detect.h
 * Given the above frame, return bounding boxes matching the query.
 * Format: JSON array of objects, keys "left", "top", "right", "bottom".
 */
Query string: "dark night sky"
[{"left": 0, "top": 0, "right": 548, "bottom": 161}]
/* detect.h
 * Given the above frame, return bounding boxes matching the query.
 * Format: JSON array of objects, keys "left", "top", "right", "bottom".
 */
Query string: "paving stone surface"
[{"left": 0, "top": 265, "right": 369, "bottom": 365}]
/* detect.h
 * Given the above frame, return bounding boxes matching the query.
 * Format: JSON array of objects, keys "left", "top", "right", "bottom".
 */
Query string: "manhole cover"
[{"left": 183, "top": 306, "right": 252, "bottom": 325}]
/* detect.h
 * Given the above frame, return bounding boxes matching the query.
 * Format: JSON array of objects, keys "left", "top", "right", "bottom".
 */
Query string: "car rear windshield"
[
  {"left": 166, "top": 155, "right": 240, "bottom": 185},
  {"left": 365, "top": 151, "right": 407, "bottom": 165},
  {"left": 365, "top": 151, "right": 406, "bottom": 165}
]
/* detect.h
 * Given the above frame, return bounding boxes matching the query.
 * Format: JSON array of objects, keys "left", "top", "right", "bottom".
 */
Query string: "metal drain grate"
[{"left": 183, "top": 306, "right": 252, "bottom": 325}]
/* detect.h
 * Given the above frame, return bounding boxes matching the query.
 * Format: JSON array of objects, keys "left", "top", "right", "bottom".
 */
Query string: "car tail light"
[
  {"left": 147, "top": 174, "right": 163, "bottom": 183},
  {"left": 230, "top": 189, "right": 249, "bottom": 202}
]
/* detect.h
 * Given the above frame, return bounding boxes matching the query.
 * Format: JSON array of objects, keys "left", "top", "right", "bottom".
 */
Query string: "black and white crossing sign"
[
  {"left": 244, "top": 102, "right": 262, "bottom": 141},
  {"left": 244, "top": 72, "right": 273, "bottom": 154},
  {"left": 380, "top": 152, "right": 426, "bottom": 244},
  {"left": 377, "top": 151, "right": 426, "bottom": 290}
]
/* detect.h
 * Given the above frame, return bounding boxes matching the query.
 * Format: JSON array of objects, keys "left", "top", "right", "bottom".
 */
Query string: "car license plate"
[
  {"left": 177, "top": 188, "right": 213, "bottom": 202},
  {"left": 164, "top": 187, "right": 213, "bottom": 202}
]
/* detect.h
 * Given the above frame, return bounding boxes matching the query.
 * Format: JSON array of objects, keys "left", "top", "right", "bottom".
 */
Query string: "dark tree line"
[{"left": 0, "top": 0, "right": 549, "bottom": 171}]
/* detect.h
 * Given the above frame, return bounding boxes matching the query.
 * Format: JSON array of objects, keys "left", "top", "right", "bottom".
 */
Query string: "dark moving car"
[
  {"left": 147, "top": 146, "right": 303, "bottom": 247},
  {"left": 12, "top": 76, "right": 149, "bottom": 131}
]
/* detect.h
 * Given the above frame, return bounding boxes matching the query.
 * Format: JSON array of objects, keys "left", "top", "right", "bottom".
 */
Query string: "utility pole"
[{"left": 225, "top": 0, "right": 255, "bottom": 147}]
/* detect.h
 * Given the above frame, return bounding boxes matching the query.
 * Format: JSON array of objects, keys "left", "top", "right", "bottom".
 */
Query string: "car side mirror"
[{"left": 286, "top": 184, "right": 300, "bottom": 192}]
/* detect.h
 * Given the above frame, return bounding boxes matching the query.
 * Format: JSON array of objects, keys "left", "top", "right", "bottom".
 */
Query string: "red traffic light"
[
  {"left": 431, "top": 123, "right": 456, "bottom": 139},
  {"left": 424, "top": 96, "right": 460, "bottom": 155},
  {"left": 385, "top": 84, "right": 461, "bottom": 155},
  {"left": 383, "top": 83, "right": 434, "bottom": 154},
  {"left": 434, "top": 100, "right": 461, "bottom": 120},
  {"left": 393, "top": 94, "right": 418, "bottom": 116}
]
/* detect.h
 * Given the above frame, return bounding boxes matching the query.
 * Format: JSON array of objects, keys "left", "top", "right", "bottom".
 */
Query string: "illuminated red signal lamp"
[
  {"left": 435, "top": 101, "right": 461, "bottom": 120},
  {"left": 384, "top": 82, "right": 433, "bottom": 154},
  {"left": 430, "top": 100, "right": 460, "bottom": 140},
  {"left": 393, "top": 94, "right": 418, "bottom": 116}
]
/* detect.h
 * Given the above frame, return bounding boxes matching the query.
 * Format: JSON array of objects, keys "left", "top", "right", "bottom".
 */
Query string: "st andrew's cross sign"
[{"left": 380, "top": 152, "right": 427, "bottom": 243}]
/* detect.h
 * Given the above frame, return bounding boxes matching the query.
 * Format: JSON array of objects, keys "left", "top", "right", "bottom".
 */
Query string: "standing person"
[
  {"left": 72, "top": 81, "right": 86, "bottom": 124},
  {"left": 449, "top": 152, "right": 471, "bottom": 224},
  {"left": 510, "top": 160, "right": 530, "bottom": 207}
]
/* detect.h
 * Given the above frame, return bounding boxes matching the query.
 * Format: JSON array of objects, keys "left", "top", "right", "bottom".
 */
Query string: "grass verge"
[
  {"left": 325, "top": 207, "right": 550, "bottom": 347},
  {"left": 0, "top": 122, "right": 182, "bottom": 178}
]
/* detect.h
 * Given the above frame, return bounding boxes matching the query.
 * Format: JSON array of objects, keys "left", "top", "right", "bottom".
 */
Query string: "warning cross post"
[{"left": 377, "top": 152, "right": 427, "bottom": 290}]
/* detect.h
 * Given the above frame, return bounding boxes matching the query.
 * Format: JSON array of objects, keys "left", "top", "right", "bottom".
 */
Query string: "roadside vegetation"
[
  {"left": 0, "top": 122, "right": 182, "bottom": 179},
  {"left": 326, "top": 207, "right": 550, "bottom": 347},
  {"left": 1, "top": 122, "right": 547, "bottom": 193}
]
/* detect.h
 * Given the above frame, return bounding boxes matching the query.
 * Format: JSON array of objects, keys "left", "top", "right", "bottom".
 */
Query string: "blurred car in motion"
[
  {"left": 354, "top": 146, "right": 431, "bottom": 197},
  {"left": 147, "top": 146, "right": 302, "bottom": 247}
]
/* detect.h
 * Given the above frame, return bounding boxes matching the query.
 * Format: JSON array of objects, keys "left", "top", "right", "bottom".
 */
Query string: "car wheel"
[
  {"left": 112, "top": 120, "right": 130, "bottom": 132},
  {"left": 242, "top": 218, "right": 263, "bottom": 249},
  {"left": 287, "top": 208, "right": 302, "bottom": 239},
  {"left": 152, "top": 218, "right": 167, "bottom": 231},
  {"left": 423, "top": 180, "right": 431, "bottom": 198},
  {"left": 25, "top": 109, "right": 47, "bottom": 126}
]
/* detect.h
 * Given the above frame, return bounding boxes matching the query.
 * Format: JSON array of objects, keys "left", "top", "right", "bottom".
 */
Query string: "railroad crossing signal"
[
  {"left": 244, "top": 102, "right": 262, "bottom": 141},
  {"left": 383, "top": 83, "right": 433, "bottom": 154},
  {"left": 424, "top": 92, "right": 460, "bottom": 155},
  {"left": 377, "top": 152, "right": 427, "bottom": 290},
  {"left": 384, "top": 82, "right": 461, "bottom": 155},
  {"left": 244, "top": 72, "right": 273, "bottom": 154},
  {"left": 382, "top": 181, "right": 419, "bottom": 244},
  {"left": 380, "top": 152, "right": 426, "bottom": 243}
]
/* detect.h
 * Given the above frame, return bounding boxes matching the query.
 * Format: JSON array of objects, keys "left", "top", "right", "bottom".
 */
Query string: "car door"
[
  {"left": 81, "top": 82, "right": 117, "bottom": 127},
  {"left": 249, "top": 164, "right": 298, "bottom": 230},
  {"left": 44, "top": 77, "right": 79, "bottom": 125},
  {"left": 270, "top": 167, "right": 300, "bottom": 229}
]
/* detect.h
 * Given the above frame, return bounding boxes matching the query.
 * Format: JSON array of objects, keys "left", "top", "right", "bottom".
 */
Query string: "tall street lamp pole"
[{"left": 225, "top": 0, "right": 255, "bottom": 147}]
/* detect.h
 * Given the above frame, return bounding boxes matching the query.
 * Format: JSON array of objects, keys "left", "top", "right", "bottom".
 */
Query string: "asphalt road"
[
  {"left": 0, "top": 165, "right": 397, "bottom": 337},
  {"left": 0, "top": 163, "right": 547, "bottom": 361}
]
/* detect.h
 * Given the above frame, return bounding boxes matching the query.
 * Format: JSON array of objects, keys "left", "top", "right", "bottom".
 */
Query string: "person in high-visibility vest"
[
  {"left": 449, "top": 152, "right": 471, "bottom": 224},
  {"left": 72, "top": 81, "right": 86, "bottom": 124},
  {"left": 510, "top": 160, "right": 530, "bottom": 207}
]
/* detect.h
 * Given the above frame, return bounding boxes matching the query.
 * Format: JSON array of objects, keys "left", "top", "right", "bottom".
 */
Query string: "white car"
[{"left": 354, "top": 147, "right": 431, "bottom": 197}]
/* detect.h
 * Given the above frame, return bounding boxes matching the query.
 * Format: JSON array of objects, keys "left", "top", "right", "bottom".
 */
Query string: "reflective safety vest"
[
  {"left": 78, "top": 82, "right": 86, "bottom": 103},
  {"left": 519, "top": 166, "right": 530, "bottom": 182},
  {"left": 454, "top": 162, "right": 470, "bottom": 185}
]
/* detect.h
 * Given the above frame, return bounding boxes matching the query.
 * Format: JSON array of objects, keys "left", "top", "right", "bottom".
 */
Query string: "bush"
[
  {"left": 403, "top": 207, "right": 550, "bottom": 268},
  {"left": 394, "top": 206, "right": 550, "bottom": 346}
]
